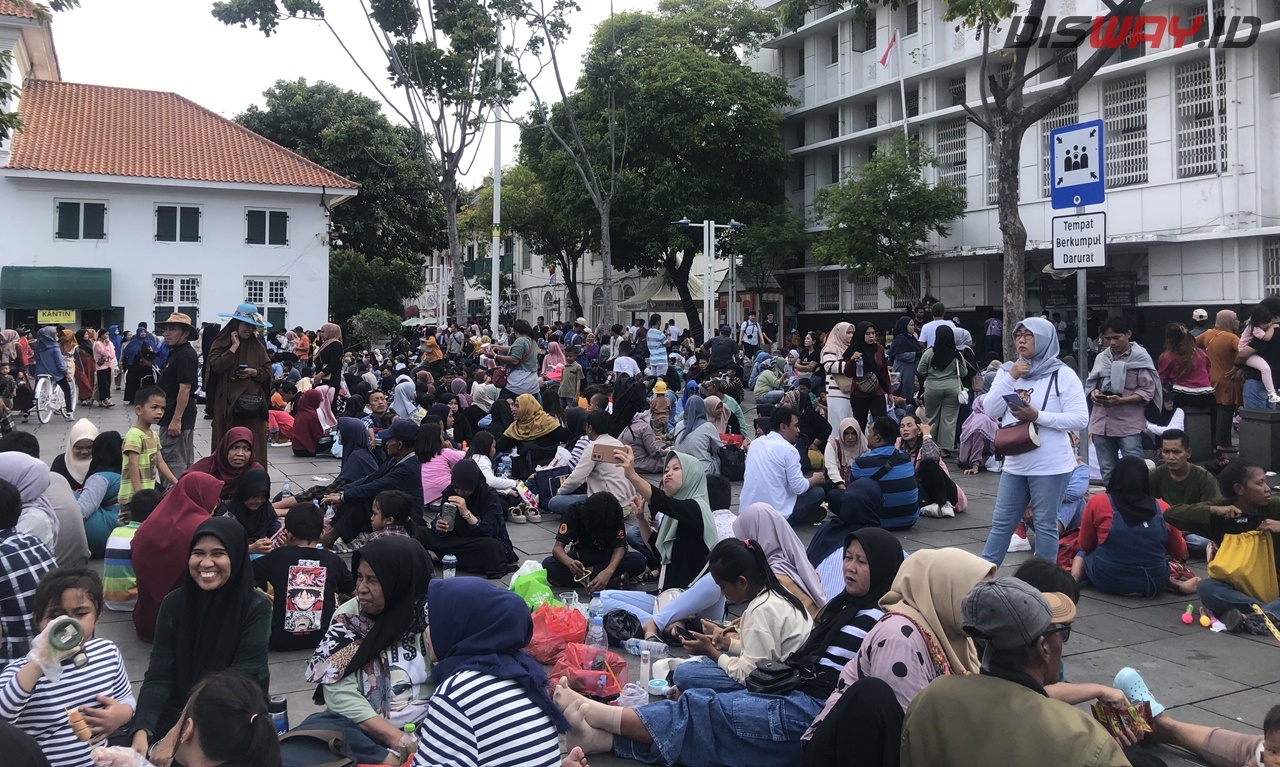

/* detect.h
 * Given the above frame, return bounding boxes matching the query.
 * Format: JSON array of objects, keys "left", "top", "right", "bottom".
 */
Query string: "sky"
[{"left": 49, "top": 0, "right": 661, "bottom": 184}]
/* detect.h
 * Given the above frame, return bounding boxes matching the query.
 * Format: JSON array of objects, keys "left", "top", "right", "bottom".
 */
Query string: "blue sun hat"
[{"left": 218, "top": 302, "right": 271, "bottom": 328}]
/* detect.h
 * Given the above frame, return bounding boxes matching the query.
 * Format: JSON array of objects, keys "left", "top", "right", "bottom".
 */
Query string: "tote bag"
[{"left": 1208, "top": 529, "right": 1279, "bottom": 604}]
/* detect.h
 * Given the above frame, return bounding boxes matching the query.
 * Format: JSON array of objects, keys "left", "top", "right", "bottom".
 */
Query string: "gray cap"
[{"left": 962, "top": 577, "right": 1076, "bottom": 650}]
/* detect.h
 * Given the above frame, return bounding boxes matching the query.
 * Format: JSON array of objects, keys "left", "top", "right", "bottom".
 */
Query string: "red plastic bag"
[
  {"left": 549, "top": 643, "right": 630, "bottom": 702},
  {"left": 720, "top": 433, "right": 744, "bottom": 448},
  {"left": 526, "top": 603, "right": 587, "bottom": 664}
]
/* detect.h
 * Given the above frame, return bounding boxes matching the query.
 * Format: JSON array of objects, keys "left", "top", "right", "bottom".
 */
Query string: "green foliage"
[
  {"left": 811, "top": 134, "right": 965, "bottom": 299},
  {"left": 348, "top": 306, "right": 405, "bottom": 349},
  {"left": 724, "top": 204, "right": 809, "bottom": 290},
  {"left": 328, "top": 250, "right": 425, "bottom": 328}
]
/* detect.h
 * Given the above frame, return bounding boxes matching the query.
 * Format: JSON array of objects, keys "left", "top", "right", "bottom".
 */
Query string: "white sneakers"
[
  {"left": 1007, "top": 534, "right": 1032, "bottom": 553},
  {"left": 940, "top": 502, "right": 956, "bottom": 518},
  {"left": 984, "top": 455, "right": 1003, "bottom": 473},
  {"left": 1268, "top": 391, "right": 1280, "bottom": 404},
  {"left": 920, "top": 502, "right": 957, "bottom": 519}
]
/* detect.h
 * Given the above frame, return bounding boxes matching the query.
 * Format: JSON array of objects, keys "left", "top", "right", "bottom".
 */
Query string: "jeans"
[
  {"left": 1091, "top": 433, "right": 1144, "bottom": 484},
  {"left": 671, "top": 657, "right": 745, "bottom": 693},
  {"left": 1244, "top": 379, "right": 1275, "bottom": 411},
  {"left": 293, "top": 711, "right": 393, "bottom": 764},
  {"left": 600, "top": 572, "right": 725, "bottom": 629},
  {"left": 980, "top": 470, "right": 1073, "bottom": 566},
  {"left": 546, "top": 493, "right": 586, "bottom": 515},
  {"left": 788, "top": 485, "right": 828, "bottom": 527},
  {"left": 1197, "top": 576, "right": 1280, "bottom": 617},
  {"left": 756, "top": 390, "right": 784, "bottom": 407}
]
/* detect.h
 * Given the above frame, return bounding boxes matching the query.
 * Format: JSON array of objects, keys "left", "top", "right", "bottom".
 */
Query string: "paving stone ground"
[{"left": 33, "top": 397, "right": 1274, "bottom": 767}]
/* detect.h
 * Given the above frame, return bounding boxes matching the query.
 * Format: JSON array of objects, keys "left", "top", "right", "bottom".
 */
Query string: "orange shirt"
[{"left": 296, "top": 334, "right": 311, "bottom": 360}]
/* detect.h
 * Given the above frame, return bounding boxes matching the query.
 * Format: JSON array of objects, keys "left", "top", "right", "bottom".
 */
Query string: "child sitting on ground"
[
  {"left": 1240, "top": 306, "right": 1280, "bottom": 404},
  {"left": 102, "top": 489, "right": 162, "bottom": 612},
  {"left": 252, "top": 504, "right": 354, "bottom": 651},
  {"left": 366, "top": 489, "right": 417, "bottom": 541},
  {"left": 0, "top": 568, "right": 135, "bottom": 767},
  {"left": 119, "top": 386, "right": 178, "bottom": 523}
]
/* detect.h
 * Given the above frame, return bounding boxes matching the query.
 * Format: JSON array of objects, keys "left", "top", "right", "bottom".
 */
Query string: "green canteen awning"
[{"left": 0, "top": 266, "right": 114, "bottom": 310}]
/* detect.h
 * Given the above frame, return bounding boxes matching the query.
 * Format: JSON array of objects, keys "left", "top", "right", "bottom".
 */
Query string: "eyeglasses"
[{"left": 1043, "top": 624, "right": 1072, "bottom": 644}]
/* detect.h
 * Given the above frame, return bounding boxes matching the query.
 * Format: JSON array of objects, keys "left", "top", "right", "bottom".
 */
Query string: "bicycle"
[{"left": 33, "top": 374, "right": 73, "bottom": 424}]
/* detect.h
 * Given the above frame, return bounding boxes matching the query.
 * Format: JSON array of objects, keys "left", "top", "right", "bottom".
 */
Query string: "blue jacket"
[
  {"left": 852, "top": 445, "right": 919, "bottom": 529},
  {"left": 34, "top": 329, "right": 66, "bottom": 381}
]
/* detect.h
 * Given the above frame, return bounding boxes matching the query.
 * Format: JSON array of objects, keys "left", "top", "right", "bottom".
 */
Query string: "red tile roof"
[
  {"left": 8, "top": 80, "right": 359, "bottom": 189},
  {"left": 0, "top": 1, "right": 37, "bottom": 19}
]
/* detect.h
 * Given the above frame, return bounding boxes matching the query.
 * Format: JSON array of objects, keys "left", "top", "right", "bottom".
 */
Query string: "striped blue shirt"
[{"left": 852, "top": 446, "right": 920, "bottom": 529}]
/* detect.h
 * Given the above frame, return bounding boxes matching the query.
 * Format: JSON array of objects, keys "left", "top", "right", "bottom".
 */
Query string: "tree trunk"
[
  {"left": 600, "top": 201, "right": 615, "bottom": 325},
  {"left": 560, "top": 253, "right": 586, "bottom": 320},
  {"left": 665, "top": 252, "right": 704, "bottom": 343},
  {"left": 442, "top": 173, "right": 467, "bottom": 327},
  {"left": 996, "top": 121, "right": 1029, "bottom": 360}
]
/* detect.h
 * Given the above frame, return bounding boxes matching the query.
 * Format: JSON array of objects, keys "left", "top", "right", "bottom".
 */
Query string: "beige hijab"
[
  {"left": 828, "top": 417, "right": 865, "bottom": 484},
  {"left": 703, "top": 395, "right": 729, "bottom": 434},
  {"left": 878, "top": 548, "right": 995, "bottom": 675}
]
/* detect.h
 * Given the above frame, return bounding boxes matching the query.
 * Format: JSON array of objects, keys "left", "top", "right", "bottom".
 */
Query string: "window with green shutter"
[
  {"left": 156, "top": 206, "right": 178, "bottom": 242},
  {"left": 55, "top": 201, "right": 107, "bottom": 240},
  {"left": 267, "top": 211, "right": 288, "bottom": 245},
  {"left": 56, "top": 202, "right": 80, "bottom": 240},
  {"left": 247, "top": 209, "right": 288, "bottom": 245},
  {"left": 246, "top": 210, "right": 267, "bottom": 244},
  {"left": 82, "top": 204, "right": 106, "bottom": 239}
]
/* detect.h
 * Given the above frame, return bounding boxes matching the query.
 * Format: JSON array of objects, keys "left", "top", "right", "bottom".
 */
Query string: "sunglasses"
[{"left": 1044, "top": 624, "right": 1072, "bottom": 644}]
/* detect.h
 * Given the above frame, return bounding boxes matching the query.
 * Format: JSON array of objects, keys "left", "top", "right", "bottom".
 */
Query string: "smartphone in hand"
[
  {"left": 1002, "top": 393, "right": 1026, "bottom": 410},
  {"left": 440, "top": 502, "right": 458, "bottom": 532}
]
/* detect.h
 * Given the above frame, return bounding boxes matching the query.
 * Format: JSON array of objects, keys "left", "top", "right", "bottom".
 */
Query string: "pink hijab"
[{"left": 313, "top": 385, "right": 339, "bottom": 431}]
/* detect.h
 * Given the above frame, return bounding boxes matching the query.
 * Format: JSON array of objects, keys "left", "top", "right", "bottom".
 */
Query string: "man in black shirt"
[
  {"left": 155, "top": 312, "right": 200, "bottom": 478},
  {"left": 703, "top": 325, "right": 742, "bottom": 378},
  {"left": 762, "top": 312, "right": 780, "bottom": 352}
]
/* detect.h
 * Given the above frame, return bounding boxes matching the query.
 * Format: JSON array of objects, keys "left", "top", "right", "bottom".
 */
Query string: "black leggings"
[
  {"left": 917, "top": 461, "right": 959, "bottom": 507},
  {"left": 803, "top": 676, "right": 904, "bottom": 767},
  {"left": 850, "top": 395, "right": 888, "bottom": 428},
  {"left": 96, "top": 369, "right": 112, "bottom": 402},
  {"left": 55, "top": 378, "right": 72, "bottom": 409}
]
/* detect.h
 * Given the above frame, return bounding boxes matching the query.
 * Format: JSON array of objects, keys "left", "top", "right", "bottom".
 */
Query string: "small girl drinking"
[
  {"left": 367, "top": 489, "right": 417, "bottom": 541},
  {"left": 1239, "top": 306, "right": 1280, "bottom": 404},
  {"left": 0, "top": 568, "right": 135, "bottom": 767}
]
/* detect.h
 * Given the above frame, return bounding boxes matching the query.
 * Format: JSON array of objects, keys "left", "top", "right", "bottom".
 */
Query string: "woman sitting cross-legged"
[
  {"left": 1072, "top": 455, "right": 1198, "bottom": 598},
  {"left": 897, "top": 415, "right": 967, "bottom": 519},
  {"left": 417, "top": 459, "right": 517, "bottom": 578},
  {"left": 301, "top": 537, "right": 432, "bottom": 765},
  {"left": 409, "top": 578, "right": 568, "bottom": 767},
  {"left": 554, "top": 528, "right": 905, "bottom": 767}
]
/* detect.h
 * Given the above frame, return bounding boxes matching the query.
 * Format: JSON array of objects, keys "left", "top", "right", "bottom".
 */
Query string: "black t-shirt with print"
[
  {"left": 252, "top": 545, "right": 355, "bottom": 652},
  {"left": 555, "top": 504, "right": 625, "bottom": 554}
]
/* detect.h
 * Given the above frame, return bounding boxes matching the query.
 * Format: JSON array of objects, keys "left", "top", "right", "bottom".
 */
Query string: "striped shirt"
[
  {"left": 0, "top": 637, "right": 135, "bottom": 767},
  {"left": 411, "top": 670, "right": 559, "bottom": 767},
  {"left": 0, "top": 529, "right": 56, "bottom": 663},
  {"left": 103, "top": 522, "right": 141, "bottom": 611},
  {"left": 119, "top": 426, "right": 158, "bottom": 514}
]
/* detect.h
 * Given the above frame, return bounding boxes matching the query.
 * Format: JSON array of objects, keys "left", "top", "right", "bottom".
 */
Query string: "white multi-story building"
[
  {"left": 756, "top": 0, "right": 1280, "bottom": 338},
  {"left": 0, "top": 4, "right": 357, "bottom": 332}
]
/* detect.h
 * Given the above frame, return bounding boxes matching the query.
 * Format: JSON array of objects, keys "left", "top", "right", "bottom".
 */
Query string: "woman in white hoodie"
[{"left": 464, "top": 432, "right": 519, "bottom": 494}]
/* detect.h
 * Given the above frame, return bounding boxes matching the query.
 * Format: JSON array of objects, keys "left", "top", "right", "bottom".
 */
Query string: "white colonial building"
[
  {"left": 0, "top": 4, "right": 357, "bottom": 332},
  {"left": 755, "top": 0, "right": 1280, "bottom": 338}
]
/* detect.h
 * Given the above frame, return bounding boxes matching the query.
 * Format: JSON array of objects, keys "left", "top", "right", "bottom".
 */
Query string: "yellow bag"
[{"left": 1207, "top": 530, "right": 1280, "bottom": 604}]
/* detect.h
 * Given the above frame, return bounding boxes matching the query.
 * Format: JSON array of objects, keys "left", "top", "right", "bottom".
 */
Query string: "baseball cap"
[
  {"left": 962, "top": 577, "right": 1076, "bottom": 650},
  {"left": 1192, "top": 308, "right": 1209, "bottom": 321},
  {"left": 381, "top": 420, "right": 420, "bottom": 445}
]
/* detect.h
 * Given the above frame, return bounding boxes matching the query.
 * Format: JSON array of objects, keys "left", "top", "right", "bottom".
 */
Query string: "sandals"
[{"left": 506, "top": 507, "right": 527, "bottom": 524}]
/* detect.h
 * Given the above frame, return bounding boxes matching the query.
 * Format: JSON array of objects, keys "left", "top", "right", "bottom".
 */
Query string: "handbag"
[
  {"left": 493, "top": 339, "right": 535, "bottom": 389},
  {"left": 854, "top": 370, "right": 880, "bottom": 395},
  {"left": 1207, "top": 529, "right": 1279, "bottom": 603},
  {"left": 956, "top": 360, "right": 970, "bottom": 405},
  {"left": 233, "top": 393, "right": 266, "bottom": 419},
  {"left": 994, "top": 371, "right": 1058, "bottom": 458},
  {"left": 719, "top": 444, "right": 746, "bottom": 481},
  {"left": 746, "top": 659, "right": 801, "bottom": 695}
]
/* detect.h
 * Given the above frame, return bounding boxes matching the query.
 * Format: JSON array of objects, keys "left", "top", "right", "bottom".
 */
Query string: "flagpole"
[{"left": 896, "top": 26, "right": 908, "bottom": 137}]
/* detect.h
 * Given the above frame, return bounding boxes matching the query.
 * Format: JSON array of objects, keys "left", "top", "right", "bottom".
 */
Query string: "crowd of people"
[{"left": 0, "top": 296, "right": 1279, "bottom": 767}]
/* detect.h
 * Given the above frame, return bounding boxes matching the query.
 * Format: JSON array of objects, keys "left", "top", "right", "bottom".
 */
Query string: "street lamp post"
[{"left": 673, "top": 218, "right": 744, "bottom": 342}]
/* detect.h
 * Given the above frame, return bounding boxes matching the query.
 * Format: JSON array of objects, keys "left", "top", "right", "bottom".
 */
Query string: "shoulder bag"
[
  {"left": 994, "top": 371, "right": 1059, "bottom": 458},
  {"left": 493, "top": 340, "right": 533, "bottom": 389},
  {"left": 233, "top": 393, "right": 267, "bottom": 420},
  {"left": 956, "top": 358, "right": 970, "bottom": 405},
  {"left": 854, "top": 351, "right": 881, "bottom": 395}
]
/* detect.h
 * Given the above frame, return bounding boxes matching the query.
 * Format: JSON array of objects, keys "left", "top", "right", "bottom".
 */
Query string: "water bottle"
[
  {"left": 442, "top": 554, "right": 457, "bottom": 579},
  {"left": 639, "top": 649, "right": 652, "bottom": 687},
  {"left": 499, "top": 454, "right": 512, "bottom": 478},
  {"left": 623, "top": 637, "right": 669, "bottom": 659},
  {"left": 855, "top": 357, "right": 864, "bottom": 378},
  {"left": 587, "top": 615, "right": 607, "bottom": 650},
  {"left": 588, "top": 592, "right": 603, "bottom": 622},
  {"left": 280, "top": 478, "right": 293, "bottom": 500},
  {"left": 401, "top": 723, "right": 418, "bottom": 758},
  {"left": 323, "top": 504, "right": 335, "bottom": 529},
  {"left": 268, "top": 696, "right": 289, "bottom": 734}
]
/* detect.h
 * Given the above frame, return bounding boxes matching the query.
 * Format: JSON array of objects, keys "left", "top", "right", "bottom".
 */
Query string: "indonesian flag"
[{"left": 879, "top": 30, "right": 897, "bottom": 68}]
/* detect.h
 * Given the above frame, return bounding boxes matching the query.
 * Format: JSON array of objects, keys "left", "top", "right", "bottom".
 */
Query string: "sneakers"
[
  {"left": 984, "top": 455, "right": 1003, "bottom": 473},
  {"left": 940, "top": 502, "right": 956, "bottom": 518},
  {"left": 1269, "top": 391, "right": 1280, "bottom": 404},
  {"left": 920, "top": 503, "right": 941, "bottom": 518},
  {"left": 1113, "top": 668, "right": 1165, "bottom": 718},
  {"left": 1007, "top": 534, "right": 1032, "bottom": 553},
  {"left": 507, "top": 507, "right": 527, "bottom": 524}
]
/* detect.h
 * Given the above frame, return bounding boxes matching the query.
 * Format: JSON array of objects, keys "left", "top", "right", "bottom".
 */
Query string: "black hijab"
[
  {"left": 225, "top": 467, "right": 274, "bottom": 540},
  {"left": 345, "top": 537, "right": 433, "bottom": 680},
  {"left": 447, "top": 460, "right": 516, "bottom": 563},
  {"left": 173, "top": 518, "right": 259, "bottom": 698},
  {"left": 853, "top": 321, "right": 881, "bottom": 376},
  {"left": 1107, "top": 456, "right": 1160, "bottom": 526},
  {"left": 807, "top": 478, "right": 883, "bottom": 566},
  {"left": 85, "top": 431, "right": 124, "bottom": 480},
  {"left": 930, "top": 325, "right": 959, "bottom": 371}
]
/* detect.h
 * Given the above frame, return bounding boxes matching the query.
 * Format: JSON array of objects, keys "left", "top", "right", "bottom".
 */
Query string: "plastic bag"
[
  {"left": 1208, "top": 530, "right": 1279, "bottom": 603},
  {"left": 509, "top": 567, "right": 561, "bottom": 611},
  {"left": 550, "top": 643, "right": 630, "bottom": 702},
  {"left": 526, "top": 602, "right": 587, "bottom": 664}
]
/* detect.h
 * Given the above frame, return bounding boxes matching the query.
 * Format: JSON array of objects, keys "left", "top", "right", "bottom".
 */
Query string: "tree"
[
  {"left": 782, "top": 0, "right": 1144, "bottom": 355},
  {"left": 724, "top": 203, "right": 808, "bottom": 313},
  {"left": 213, "top": 0, "right": 527, "bottom": 327},
  {"left": 811, "top": 134, "right": 966, "bottom": 303},
  {"left": 348, "top": 306, "right": 404, "bottom": 349},
  {"left": 0, "top": 1, "right": 78, "bottom": 140},
  {"left": 328, "top": 250, "right": 424, "bottom": 327}
]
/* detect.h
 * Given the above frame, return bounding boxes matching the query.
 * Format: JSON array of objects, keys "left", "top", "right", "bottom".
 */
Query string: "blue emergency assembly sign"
[{"left": 1050, "top": 120, "right": 1105, "bottom": 210}]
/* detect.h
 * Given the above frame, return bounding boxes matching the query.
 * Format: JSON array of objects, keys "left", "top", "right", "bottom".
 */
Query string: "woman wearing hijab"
[
  {"left": 313, "top": 384, "right": 340, "bottom": 432},
  {"left": 888, "top": 316, "right": 924, "bottom": 403},
  {"left": 130, "top": 517, "right": 271, "bottom": 759},
  {"left": 415, "top": 578, "right": 567, "bottom": 766},
  {"left": 34, "top": 327, "right": 73, "bottom": 420},
  {"left": 735, "top": 503, "right": 827, "bottom": 616},
  {"left": 0, "top": 452, "right": 60, "bottom": 552},
  {"left": 979, "top": 317, "right": 1089, "bottom": 566},
  {"left": 541, "top": 341, "right": 567, "bottom": 378},
  {"left": 189, "top": 426, "right": 266, "bottom": 514},
  {"left": 72, "top": 329, "right": 96, "bottom": 406},
  {"left": 121, "top": 327, "right": 159, "bottom": 405},
  {"left": 847, "top": 322, "right": 892, "bottom": 427},
  {"left": 821, "top": 417, "right": 865, "bottom": 520},
  {"left": 289, "top": 389, "right": 333, "bottom": 457},
  {"left": 450, "top": 376, "right": 471, "bottom": 409},
  {"left": 497, "top": 393, "right": 568, "bottom": 476},
  {"left": 300, "top": 537, "right": 432, "bottom": 763},
  {"left": 274, "top": 418, "right": 379, "bottom": 515},
  {"left": 392, "top": 378, "right": 422, "bottom": 424},
  {"left": 92, "top": 326, "right": 116, "bottom": 407},
  {"left": 821, "top": 322, "right": 857, "bottom": 435},
  {"left": 51, "top": 418, "right": 98, "bottom": 492},
  {"left": 1071, "top": 456, "right": 1194, "bottom": 598},
  {"left": 312, "top": 323, "right": 345, "bottom": 389},
  {"left": 958, "top": 393, "right": 999, "bottom": 474},
  {"left": 673, "top": 395, "right": 722, "bottom": 475},
  {"left": 224, "top": 467, "right": 277, "bottom": 554},
  {"left": 74, "top": 430, "right": 123, "bottom": 557},
  {"left": 916, "top": 325, "right": 968, "bottom": 454},
  {"left": 207, "top": 305, "right": 272, "bottom": 461},
  {"left": 703, "top": 394, "right": 730, "bottom": 434},
  {"left": 557, "top": 529, "right": 906, "bottom": 767},
  {"left": 131, "top": 472, "right": 224, "bottom": 642},
  {"left": 418, "top": 459, "right": 516, "bottom": 578},
  {"left": 808, "top": 478, "right": 884, "bottom": 598}
]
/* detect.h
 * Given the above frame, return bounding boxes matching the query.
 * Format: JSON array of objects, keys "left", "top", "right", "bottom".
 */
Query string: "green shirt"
[
  {"left": 558, "top": 361, "right": 584, "bottom": 399},
  {"left": 1149, "top": 464, "right": 1219, "bottom": 519},
  {"left": 119, "top": 426, "right": 158, "bottom": 511}
]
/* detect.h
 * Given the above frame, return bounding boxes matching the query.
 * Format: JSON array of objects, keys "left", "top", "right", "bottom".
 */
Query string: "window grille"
[
  {"left": 936, "top": 118, "right": 968, "bottom": 193},
  {"left": 817, "top": 273, "right": 841, "bottom": 311},
  {"left": 1104, "top": 74, "right": 1147, "bottom": 187},
  {"left": 905, "top": 88, "right": 919, "bottom": 118},
  {"left": 906, "top": 2, "right": 919, "bottom": 35},
  {"left": 829, "top": 112, "right": 840, "bottom": 139},
  {"left": 1052, "top": 48, "right": 1077, "bottom": 81},
  {"left": 154, "top": 277, "right": 174, "bottom": 305},
  {"left": 1266, "top": 239, "right": 1280, "bottom": 295},
  {"left": 1040, "top": 96, "right": 1079, "bottom": 197},
  {"left": 268, "top": 280, "right": 288, "bottom": 305},
  {"left": 830, "top": 33, "right": 840, "bottom": 64},
  {"left": 853, "top": 276, "right": 879, "bottom": 309},
  {"left": 864, "top": 18, "right": 876, "bottom": 50},
  {"left": 865, "top": 102, "right": 878, "bottom": 129},
  {"left": 949, "top": 76, "right": 966, "bottom": 106},
  {"left": 1176, "top": 55, "right": 1228, "bottom": 177},
  {"left": 244, "top": 279, "right": 264, "bottom": 305}
]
